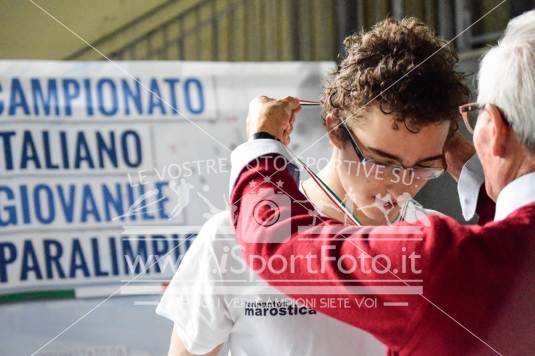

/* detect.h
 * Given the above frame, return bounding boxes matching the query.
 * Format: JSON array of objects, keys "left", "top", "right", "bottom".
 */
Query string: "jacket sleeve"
[{"left": 229, "top": 147, "right": 495, "bottom": 352}]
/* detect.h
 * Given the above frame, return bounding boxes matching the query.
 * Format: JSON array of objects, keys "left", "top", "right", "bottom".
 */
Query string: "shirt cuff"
[
  {"left": 229, "top": 138, "right": 300, "bottom": 195},
  {"left": 458, "top": 154, "right": 485, "bottom": 221}
]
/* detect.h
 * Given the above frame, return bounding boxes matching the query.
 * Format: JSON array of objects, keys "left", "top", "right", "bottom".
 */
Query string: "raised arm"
[{"left": 229, "top": 96, "right": 496, "bottom": 351}]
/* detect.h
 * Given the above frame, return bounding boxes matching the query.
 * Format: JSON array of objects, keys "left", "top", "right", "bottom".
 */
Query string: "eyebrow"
[{"left": 366, "top": 146, "right": 444, "bottom": 165}]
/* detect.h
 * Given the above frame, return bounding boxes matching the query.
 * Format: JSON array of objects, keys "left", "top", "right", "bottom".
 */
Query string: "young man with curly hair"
[
  {"left": 302, "top": 17, "right": 469, "bottom": 225},
  {"left": 158, "top": 17, "right": 469, "bottom": 356}
]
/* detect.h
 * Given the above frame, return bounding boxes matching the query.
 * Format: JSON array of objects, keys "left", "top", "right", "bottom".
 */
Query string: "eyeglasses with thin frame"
[
  {"left": 340, "top": 119, "right": 447, "bottom": 181},
  {"left": 459, "top": 102, "right": 485, "bottom": 134}
]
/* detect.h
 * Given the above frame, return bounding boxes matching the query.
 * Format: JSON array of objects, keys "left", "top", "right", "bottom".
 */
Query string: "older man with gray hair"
[
  {"left": 229, "top": 10, "right": 535, "bottom": 356},
  {"left": 468, "top": 9, "right": 535, "bottom": 204},
  {"left": 449, "top": 9, "right": 535, "bottom": 222}
]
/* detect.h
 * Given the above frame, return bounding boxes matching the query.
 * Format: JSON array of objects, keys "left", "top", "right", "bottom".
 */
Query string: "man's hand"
[
  {"left": 444, "top": 132, "right": 476, "bottom": 181},
  {"left": 246, "top": 96, "right": 301, "bottom": 145}
]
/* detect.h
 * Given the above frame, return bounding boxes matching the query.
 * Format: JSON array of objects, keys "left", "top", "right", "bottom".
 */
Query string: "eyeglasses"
[
  {"left": 459, "top": 103, "right": 485, "bottom": 134},
  {"left": 459, "top": 102, "right": 509, "bottom": 134},
  {"left": 340, "top": 120, "right": 447, "bottom": 181}
]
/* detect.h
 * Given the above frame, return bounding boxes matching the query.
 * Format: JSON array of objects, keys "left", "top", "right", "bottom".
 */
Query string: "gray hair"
[{"left": 477, "top": 10, "right": 535, "bottom": 151}]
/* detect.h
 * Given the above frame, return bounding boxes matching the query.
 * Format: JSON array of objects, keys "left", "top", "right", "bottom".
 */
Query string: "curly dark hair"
[{"left": 322, "top": 17, "right": 470, "bottom": 137}]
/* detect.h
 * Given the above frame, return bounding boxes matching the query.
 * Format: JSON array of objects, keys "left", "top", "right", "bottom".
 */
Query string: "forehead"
[{"left": 350, "top": 105, "right": 450, "bottom": 162}]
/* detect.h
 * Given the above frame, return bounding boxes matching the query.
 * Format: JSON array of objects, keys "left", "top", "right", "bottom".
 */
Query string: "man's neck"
[{"left": 497, "top": 152, "right": 535, "bottom": 199}]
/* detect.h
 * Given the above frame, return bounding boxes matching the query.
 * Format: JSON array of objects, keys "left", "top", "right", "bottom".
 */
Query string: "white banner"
[{"left": 0, "top": 60, "right": 334, "bottom": 300}]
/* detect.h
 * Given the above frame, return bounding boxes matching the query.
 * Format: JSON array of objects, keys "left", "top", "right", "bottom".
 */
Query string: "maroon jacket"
[{"left": 231, "top": 154, "right": 535, "bottom": 355}]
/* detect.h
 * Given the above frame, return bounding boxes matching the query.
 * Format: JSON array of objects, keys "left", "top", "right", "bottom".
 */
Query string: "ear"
[
  {"left": 324, "top": 113, "right": 345, "bottom": 149},
  {"left": 487, "top": 104, "right": 509, "bottom": 157}
]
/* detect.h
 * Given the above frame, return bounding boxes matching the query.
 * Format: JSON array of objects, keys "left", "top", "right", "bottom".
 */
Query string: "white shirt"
[
  {"left": 457, "top": 154, "right": 485, "bottom": 221},
  {"left": 157, "top": 211, "right": 387, "bottom": 356},
  {"left": 457, "top": 154, "right": 535, "bottom": 221},
  {"left": 157, "top": 204, "right": 436, "bottom": 355},
  {"left": 495, "top": 171, "right": 535, "bottom": 220}
]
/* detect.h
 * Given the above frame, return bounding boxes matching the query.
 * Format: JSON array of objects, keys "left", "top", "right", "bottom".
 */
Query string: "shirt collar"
[{"left": 495, "top": 171, "right": 535, "bottom": 221}]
